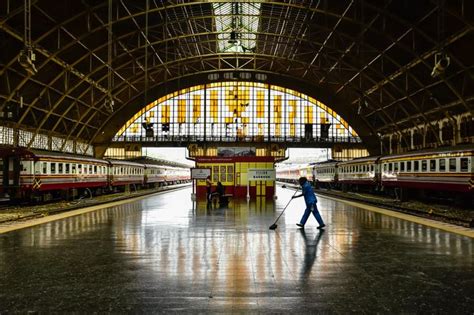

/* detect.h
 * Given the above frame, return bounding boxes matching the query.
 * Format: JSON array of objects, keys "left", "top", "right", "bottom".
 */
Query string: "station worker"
[
  {"left": 292, "top": 176, "right": 326, "bottom": 229},
  {"left": 206, "top": 175, "right": 212, "bottom": 202}
]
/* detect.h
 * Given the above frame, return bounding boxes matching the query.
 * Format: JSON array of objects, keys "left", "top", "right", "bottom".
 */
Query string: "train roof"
[
  {"left": 379, "top": 145, "right": 474, "bottom": 161},
  {"left": 144, "top": 164, "right": 189, "bottom": 170},
  {"left": 337, "top": 155, "right": 380, "bottom": 165},
  {"left": 106, "top": 159, "right": 145, "bottom": 167},
  {"left": 313, "top": 159, "right": 340, "bottom": 166},
  {"left": 16, "top": 149, "right": 107, "bottom": 164}
]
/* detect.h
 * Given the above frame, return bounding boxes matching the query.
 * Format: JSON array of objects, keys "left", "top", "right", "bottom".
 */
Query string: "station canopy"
[{"left": 0, "top": 0, "right": 473, "bottom": 155}]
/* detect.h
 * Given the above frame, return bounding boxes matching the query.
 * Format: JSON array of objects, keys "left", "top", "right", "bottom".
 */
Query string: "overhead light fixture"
[
  {"left": 18, "top": 48, "right": 37, "bottom": 75},
  {"left": 431, "top": 52, "right": 450, "bottom": 77}
]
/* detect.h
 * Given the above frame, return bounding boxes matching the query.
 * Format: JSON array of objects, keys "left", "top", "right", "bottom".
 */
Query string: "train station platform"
[{"left": 0, "top": 186, "right": 472, "bottom": 313}]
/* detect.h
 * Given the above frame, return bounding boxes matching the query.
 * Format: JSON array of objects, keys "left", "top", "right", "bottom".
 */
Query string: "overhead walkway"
[{"left": 0, "top": 187, "right": 472, "bottom": 313}]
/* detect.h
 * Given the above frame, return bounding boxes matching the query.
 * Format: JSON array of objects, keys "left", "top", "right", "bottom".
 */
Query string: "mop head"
[{"left": 269, "top": 223, "right": 278, "bottom": 230}]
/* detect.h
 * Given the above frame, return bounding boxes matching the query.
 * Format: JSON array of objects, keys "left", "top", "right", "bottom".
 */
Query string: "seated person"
[{"left": 211, "top": 182, "right": 229, "bottom": 207}]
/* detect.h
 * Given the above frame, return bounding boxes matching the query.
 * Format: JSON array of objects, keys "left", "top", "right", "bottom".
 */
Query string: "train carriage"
[
  {"left": 313, "top": 160, "right": 338, "bottom": 188},
  {"left": 1, "top": 148, "right": 109, "bottom": 200},
  {"left": 337, "top": 156, "right": 380, "bottom": 191},
  {"left": 144, "top": 164, "right": 168, "bottom": 187},
  {"left": 380, "top": 147, "right": 474, "bottom": 193},
  {"left": 166, "top": 166, "right": 190, "bottom": 184},
  {"left": 276, "top": 165, "right": 302, "bottom": 184},
  {"left": 108, "top": 160, "right": 145, "bottom": 188}
]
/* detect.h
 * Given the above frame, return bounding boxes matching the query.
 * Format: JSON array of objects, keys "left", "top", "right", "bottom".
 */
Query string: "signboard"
[
  {"left": 191, "top": 168, "right": 211, "bottom": 179},
  {"left": 248, "top": 169, "right": 276, "bottom": 181}
]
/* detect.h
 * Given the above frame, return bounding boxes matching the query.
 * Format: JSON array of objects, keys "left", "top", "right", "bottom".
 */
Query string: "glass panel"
[
  {"left": 429, "top": 159, "right": 436, "bottom": 171},
  {"left": 460, "top": 158, "right": 468, "bottom": 172},
  {"left": 421, "top": 160, "right": 427, "bottom": 171},
  {"left": 439, "top": 159, "right": 446, "bottom": 172},
  {"left": 449, "top": 158, "right": 456, "bottom": 172}
]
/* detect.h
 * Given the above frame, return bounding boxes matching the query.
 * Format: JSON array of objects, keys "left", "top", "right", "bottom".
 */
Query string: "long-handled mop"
[{"left": 269, "top": 187, "right": 299, "bottom": 230}]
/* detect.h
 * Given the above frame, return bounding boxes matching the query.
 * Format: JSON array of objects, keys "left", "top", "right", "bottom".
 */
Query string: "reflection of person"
[
  {"left": 206, "top": 175, "right": 212, "bottom": 202},
  {"left": 299, "top": 229, "right": 325, "bottom": 278},
  {"left": 292, "top": 177, "right": 326, "bottom": 229}
]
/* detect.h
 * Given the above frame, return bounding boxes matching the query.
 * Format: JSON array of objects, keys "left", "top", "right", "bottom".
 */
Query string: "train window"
[
  {"left": 383, "top": 164, "right": 387, "bottom": 172},
  {"left": 89, "top": 165, "right": 93, "bottom": 174},
  {"left": 78, "top": 164, "right": 82, "bottom": 174},
  {"left": 51, "top": 163, "right": 56, "bottom": 174},
  {"left": 449, "top": 158, "right": 456, "bottom": 172},
  {"left": 42, "top": 162, "right": 47, "bottom": 174},
  {"left": 414, "top": 160, "right": 419, "bottom": 172},
  {"left": 371, "top": 165, "right": 374, "bottom": 172},
  {"left": 429, "top": 160, "right": 436, "bottom": 172},
  {"left": 94, "top": 165, "right": 97, "bottom": 174},
  {"left": 460, "top": 158, "right": 468, "bottom": 172},
  {"left": 58, "top": 163, "right": 63, "bottom": 174},
  {"left": 394, "top": 163, "right": 399, "bottom": 172},
  {"left": 406, "top": 161, "right": 412, "bottom": 172},
  {"left": 439, "top": 159, "right": 446, "bottom": 172},
  {"left": 421, "top": 160, "right": 427, "bottom": 172},
  {"left": 400, "top": 162, "right": 405, "bottom": 172},
  {"left": 72, "top": 164, "right": 76, "bottom": 174},
  {"left": 389, "top": 163, "right": 393, "bottom": 172}
]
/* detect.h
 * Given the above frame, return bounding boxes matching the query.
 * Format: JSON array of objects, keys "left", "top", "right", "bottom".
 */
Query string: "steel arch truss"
[{"left": 0, "top": 0, "right": 472, "bottom": 154}]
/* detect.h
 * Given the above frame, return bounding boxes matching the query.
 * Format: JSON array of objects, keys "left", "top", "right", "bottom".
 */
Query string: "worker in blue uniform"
[{"left": 292, "top": 177, "right": 326, "bottom": 229}]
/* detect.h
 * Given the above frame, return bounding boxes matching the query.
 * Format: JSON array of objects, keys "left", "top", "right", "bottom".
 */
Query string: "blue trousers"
[{"left": 300, "top": 202, "right": 324, "bottom": 226}]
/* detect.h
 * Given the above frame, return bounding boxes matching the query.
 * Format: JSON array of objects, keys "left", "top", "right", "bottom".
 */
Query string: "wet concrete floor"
[{"left": 0, "top": 187, "right": 472, "bottom": 313}]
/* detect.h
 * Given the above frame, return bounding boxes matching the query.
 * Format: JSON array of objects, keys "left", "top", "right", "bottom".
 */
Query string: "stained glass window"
[{"left": 114, "top": 82, "right": 360, "bottom": 143}]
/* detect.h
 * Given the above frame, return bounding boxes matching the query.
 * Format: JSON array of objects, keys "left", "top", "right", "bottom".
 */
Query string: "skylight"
[{"left": 212, "top": 2, "right": 261, "bottom": 53}]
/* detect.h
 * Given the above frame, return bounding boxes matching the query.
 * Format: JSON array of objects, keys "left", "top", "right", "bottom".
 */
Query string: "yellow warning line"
[
  {"left": 0, "top": 188, "right": 185, "bottom": 235},
  {"left": 321, "top": 195, "right": 474, "bottom": 238}
]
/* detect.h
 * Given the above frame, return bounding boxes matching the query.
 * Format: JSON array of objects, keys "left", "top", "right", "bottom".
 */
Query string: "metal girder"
[{"left": 0, "top": 0, "right": 472, "bottom": 151}]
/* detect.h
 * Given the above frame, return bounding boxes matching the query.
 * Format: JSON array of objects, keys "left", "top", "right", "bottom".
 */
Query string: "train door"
[{"left": 0, "top": 156, "right": 20, "bottom": 198}]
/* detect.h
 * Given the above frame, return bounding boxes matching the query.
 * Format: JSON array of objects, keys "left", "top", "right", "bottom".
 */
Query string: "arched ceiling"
[{"left": 1, "top": 0, "right": 473, "bottom": 153}]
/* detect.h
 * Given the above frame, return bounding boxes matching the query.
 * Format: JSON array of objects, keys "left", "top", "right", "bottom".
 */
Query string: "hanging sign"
[
  {"left": 191, "top": 168, "right": 211, "bottom": 179},
  {"left": 248, "top": 169, "right": 275, "bottom": 181}
]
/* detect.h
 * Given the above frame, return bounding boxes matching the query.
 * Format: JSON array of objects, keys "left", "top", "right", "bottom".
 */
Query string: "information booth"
[{"left": 195, "top": 156, "right": 275, "bottom": 199}]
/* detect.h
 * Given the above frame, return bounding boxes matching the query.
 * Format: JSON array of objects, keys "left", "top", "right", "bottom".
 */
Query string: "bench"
[{"left": 210, "top": 193, "right": 233, "bottom": 207}]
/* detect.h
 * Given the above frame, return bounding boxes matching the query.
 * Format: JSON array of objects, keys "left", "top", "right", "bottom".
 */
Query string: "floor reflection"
[{"left": 0, "top": 187, "right": 472, "bottom": 313}]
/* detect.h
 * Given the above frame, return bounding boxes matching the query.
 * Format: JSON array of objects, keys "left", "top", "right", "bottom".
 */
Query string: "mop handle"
[{"left": 274, "top": 187, "right": 299, "bottom": 222}]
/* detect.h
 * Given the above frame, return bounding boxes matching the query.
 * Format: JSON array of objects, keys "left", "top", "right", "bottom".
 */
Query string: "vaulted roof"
[{"left": 1, "top": 0, "right": 473, "bottom": 153}]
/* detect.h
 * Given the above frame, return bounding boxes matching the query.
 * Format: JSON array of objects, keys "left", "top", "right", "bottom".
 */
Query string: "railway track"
[
  {"left": 279, "top": 182, "right": 473, "bottom": 228},
  {"left": 0, "top": 183, "right": 191, "bottom": 225}
]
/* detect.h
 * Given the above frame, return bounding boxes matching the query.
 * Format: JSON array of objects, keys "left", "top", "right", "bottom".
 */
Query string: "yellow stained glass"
[
  {"left": 289, "top": 100, "right": 296, "bottom": 137},
  {"left": 178, "top": 99, "right": 186, "bottom": 123},
  {"left": 305, "top": 105, "right": 313, "bottom": 124},
  {"left": 274, "top": 95, "right": 282, "bottom": 123},
  {"left": 210, "top": 90, "right": 218, "bottom": 122},
  {"left": 257, "top": 90, "right": 265, "bottom": 118},
  {"left": 162, "top": 105, "right": 170, "bottom": 123},
  {"left": 193, "top": 94, "right": 201, "bottom": 123}
]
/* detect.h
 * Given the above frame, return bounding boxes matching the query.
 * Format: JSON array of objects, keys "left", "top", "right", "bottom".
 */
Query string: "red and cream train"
[
  {"left": 0, "top": 148, "right": 190, "bottom": 201},
  {"left": 277, "top": 146, "right": 474, "bottom": 204}
]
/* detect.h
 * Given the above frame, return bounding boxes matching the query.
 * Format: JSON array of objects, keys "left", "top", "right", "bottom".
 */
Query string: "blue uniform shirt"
[{"left": 302, "top": 181, "right": 317, "bottom": 205}]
